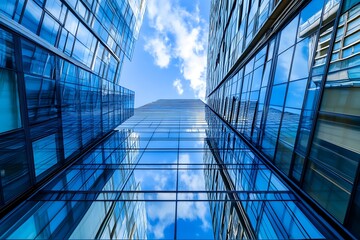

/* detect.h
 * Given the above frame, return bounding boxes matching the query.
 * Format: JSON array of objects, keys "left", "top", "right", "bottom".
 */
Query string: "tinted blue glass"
[
  {"left": 278, "top": 16, "right": 299, "bottom": 53},
  {"left": 303, "top": 158, "right": 352, "bottom": 222},
  {"left": 33, "top": 134, "right": 59, "bottom": 177},
  {"left": 285, "top": 79, "right": 307, "bottom": 108},
  {"left": 22, "top": 40, "right": 55, "bottom": 78},
  {"left": 261, "top": 106, "right": 283, "bottom": 158},
  {"left": 0, "top": 28, "right": 16, "bottom": 69},
  {"left": 274, "top": 140, "right": 293, "bottom": 174},
  {"left": 61, "top": 82, "right": 81, "bottom": 159},
  {"left": 40, "top": 13, "right": 60, "bottom": 46},
  {"left": 0, "top": 32, "right": 19, "bottom": 132},
  {"left": 21, "top": 0, "right": 42, "bottom": 34},
  {"left": 72, "top": 40, "right": 93, "bottom": 67},
  {"left": 251, "top": 65, "right": 264, "bottom": 91},
  {"left": 269, "top": 83, "right": 286, "bottom": 106},
  {"left": 45, "top": 0, "right": 65, "bottom": 22},
  {"left": 290, "top": 39, "right": 312, "bottom": 81},
  {"left": 64, "top": 11, "right": 78, "bottom": 34},
  {"left": 64, "top": 32, "right": 75, "bottom": 55},
  {"left": 274, "top": 47, "right": 294, "bottom": 84},
  {"left": 0, "top": 69, "right": 21, "bottom": 133},
  {"left": 279, "top": 108, "right": 301, "bottom": 146},
  {"left": 25, "top": 75, "right": 57, "bottom": 123},
  {"left": 0, "top": 131, "right": 31, "bottom": 202},
  {"left": 261, "top": 60, "right": 272, "bottom": 87},
  {"left": 0, "top": 0, "right": 16, "bottom": 18},
  {"left": 348, "top": 181, "right": 360, "bottom": 236},
  {"left": 298, "top": 0, "right": 325, "bottom": 41}
]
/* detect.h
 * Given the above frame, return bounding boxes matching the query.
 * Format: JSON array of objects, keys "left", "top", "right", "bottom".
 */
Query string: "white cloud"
[
  {"left": 145, "top": 0, "right": 208, "bottom": 100},
  {"left": 140, "top": 153, "right": 211, "bottom": 238},
  {"left": 147, "top": 200, "right": 175, "bottom": 238},
  {"left": 144, "top": 37, "right": 171, "bottom": 68},
  {"left": 173, "top": 79, "right": 184, "bottom": 95}
]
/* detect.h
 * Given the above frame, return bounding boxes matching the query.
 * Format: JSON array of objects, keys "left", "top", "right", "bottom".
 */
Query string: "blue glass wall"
[
  {"left": 0, "top": 24, "right": 134, "bottom": 206},
  {"left": 0, "top": 99, "right": 343, "bottom": 239},
  {"left": 204, "top": 107, "right": 340, "bottom": 239},
  {"left": 0, "top": 130, "right": 146, "bottom": 239},
  {"left": 206, "top": 0, "right": 359, "bottom": 238},
  {"left": 0, "top": 0, "right": 145, "bottom": 210}
]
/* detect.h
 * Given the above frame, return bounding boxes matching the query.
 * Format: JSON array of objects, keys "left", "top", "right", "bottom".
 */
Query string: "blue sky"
[{"left": 121, "top": 0, "right": 211, "bottom": 107}]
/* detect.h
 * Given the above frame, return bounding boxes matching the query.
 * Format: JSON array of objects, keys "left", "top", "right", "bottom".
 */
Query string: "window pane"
[
  {"left": 279, "top": 108, "right": 301, "bottom": 146},
  {"left": 45, "top": 0, "right": 65, "bottom": 23},
  {"left": 275, "top": 140, "right": 293, "bottom": 175},
  {"left": 22, "top": 40, "right": 55, "bottom": 78},
  {"left": 269, "top": 83, "right": 286, "bottom": 106},
  {"left": 24, "top": 75, "right": 57, "bottom": 123},
  {"left": 321, "top": 87, "right": 360, "bottom": 116},
  {"left": 33, "top": 134, "right": 59, "bottom": 177},
  {"left": 0, "top": 0, "right": 16, "bottom": 18},
  {"left": 274, "top": 47, "right": 294, "bottom": 84},
  {"left": 40, "top": 13, "right": 60, "bottom": 46},
  {"left": 21, "top": 0, "right": 42, "bottom": 34},
  {"left": 285, "top": 79, "right": 307, "bottom": 108},
  {"left": 278, "top": 16, "right": 299, "bottom": 53},
  {"left": 303, "top": 158, "right": 352, "bottom": 222},
  {"left": 290, "top": 39, "right": 313, "bottom": 81},
  {"left": 348, "top": 181, "right": 360, "bottom": 237},
  {"left": 298, "top": 0, "right": 324, "bottom": 41},
  {"left": 0, "top": 69, "right": 21, "bottom": 133},
  {"left": 0, "top": 28, "right": 15, "bottom": 69},
  {"left": 0, "top": 131, "right": 31, "bottom": 202}
]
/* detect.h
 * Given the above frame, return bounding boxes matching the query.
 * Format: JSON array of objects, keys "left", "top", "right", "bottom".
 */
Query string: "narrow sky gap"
[{"left": 121, "top": 0, "right": 211, "bottom": 107}]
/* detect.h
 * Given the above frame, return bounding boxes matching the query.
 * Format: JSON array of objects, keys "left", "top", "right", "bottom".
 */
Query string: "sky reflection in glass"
[{"left": 0, "top": 99, "right": 343, "bottom": 239}]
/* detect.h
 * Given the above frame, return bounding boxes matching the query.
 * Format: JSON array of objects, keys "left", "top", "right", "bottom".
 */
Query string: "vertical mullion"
[
  {"left": 299, "top": 0, "right": 345, "bottom": 187},
  {"left": 174, "top": 117, "right": 180, "bottom": 240},
  {"left": 14, "top": 35, "right": 37, "bottom": 184},
  {"left": 55, "top": 56, "right": 66, "bottom": 164}
]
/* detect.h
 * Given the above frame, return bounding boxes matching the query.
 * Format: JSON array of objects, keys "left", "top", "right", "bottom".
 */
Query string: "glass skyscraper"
[
  {"left": 206, "top": 0, "right": 359, "bottom": 238},
  {"left": 0, "top": 99, "right": 347, "bottom": 239},
  {"left": 0, "top": 0, "right": 145, "bottom": 217},
  {"left": 0, "top": 0, "right": 359, "bottom": 239}
]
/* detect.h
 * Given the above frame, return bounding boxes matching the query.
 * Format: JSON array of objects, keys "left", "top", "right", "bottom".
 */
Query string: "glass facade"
[
  {"left": 0, "top": 0, "right": 145, "bottom": 211},
  {"left": 0, "top": 99, "right": 343, "bottom": 239},
  {"left": 0, "top": 0, "right": 359, "bottom": 238},
  {"left": 207, "top": 0, "right": 359, "bottom": 238}
]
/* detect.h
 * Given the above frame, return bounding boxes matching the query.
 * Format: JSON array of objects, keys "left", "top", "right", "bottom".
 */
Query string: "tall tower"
[
  {"left": 0, "top": 99, "right": 349, "bottom": 239},
  {"left": 0, "top": 0, "right": 145, "bottom": 215},
  {"left": 206, "top": 0, "right": 359, "bottom": 238}
]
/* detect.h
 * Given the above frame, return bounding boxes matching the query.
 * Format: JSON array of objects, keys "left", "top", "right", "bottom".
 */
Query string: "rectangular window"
[
  {"left": 274, "top": 47, "right": 294, "bottom": 84},
  {"left": 22, "top": 40, "right": 56, "bottom": 78},
  {"left": 0, "top": 0, "right": 16, "bottom": 18},
  {"left": 0, "top": 131, "right": 31, "bottom": 202},
  {"left": 0, "top": 69, "right": 21, "bottom": 133},
  {"left": 0, "top": 29, "right": 21, "bottom": 133},
  {"left": 21, "top": 0, "right": 42, "bottom": 34},
  {"left": 25, "top": 75, "right": 57, "bottom": 123},
  {"left": 40, "top": 13, "right": 60, "bottom": 46},
  {"left": 33, "top": 134, "right": 59, "bottom": 177}
]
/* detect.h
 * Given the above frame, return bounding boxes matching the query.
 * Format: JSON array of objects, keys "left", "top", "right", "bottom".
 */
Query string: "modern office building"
[
  {"left": 0, "top": 99, "right": 348, "bottom": 239},
  {"left": 0, "top": 129, "right": 147, "bottom": 239},
  {"left": 206, "top": 0, "right": 359, "bottom": 238},
  {"left": 1, "top": 0, "right": 359, "bottom": 239},
  {"left": 0, "top": 0, "right": 145, "bottom": 216}
]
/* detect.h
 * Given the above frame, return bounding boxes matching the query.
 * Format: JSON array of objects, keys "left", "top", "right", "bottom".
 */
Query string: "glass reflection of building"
[
  {"left": 2, "top": 99, "right": 346, "bottom": 239},
  {"left": 206, "top": 0, "right": 360, "bottom": 238},
  {"left": 0, "top": 0, "right": 145, "bottom": 223},
  {"left": 0, "top": 130, "right": 147, "bottom": 239}
]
